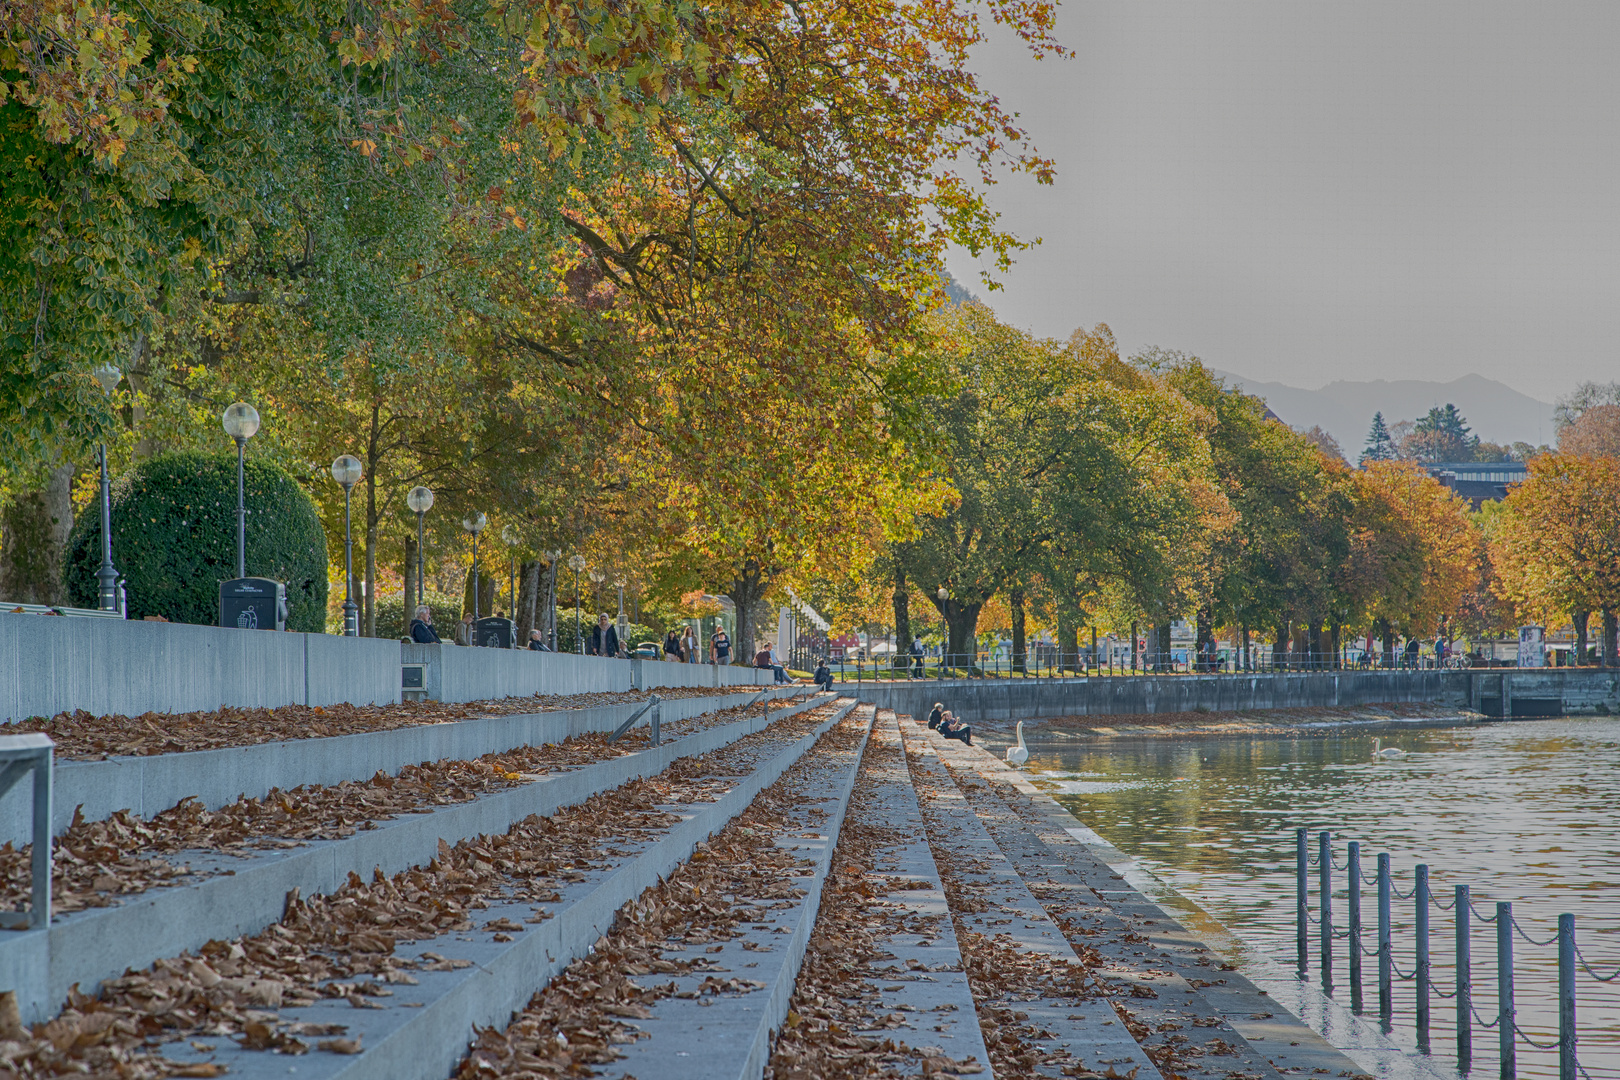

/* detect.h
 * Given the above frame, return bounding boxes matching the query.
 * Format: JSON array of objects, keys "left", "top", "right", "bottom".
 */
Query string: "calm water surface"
[{"left": 1026, "top": 718, "right": 1620, "bottom": 1080}]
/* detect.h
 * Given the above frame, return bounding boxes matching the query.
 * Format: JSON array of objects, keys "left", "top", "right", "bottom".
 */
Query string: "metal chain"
[
  {"left": 1429, "top": 892, "right": 1456, "bottom": 911},
  {"left": 1468, "top": 899, "right": 1500, "bottom": 923},
  {"left": 1510, "top": 915, "right": 1560, "bottom": 948},
  {"left": 1433, "top": 984, "right": 1458, "bottom": 999},
  {"left": 1512, "top": 1021, "right": 1562, "bottom": 1051},
  {"left": 1332, "top": 857, "right": 1350, "bottom": 871},
  {"left": 1392, "top": 961, "right": 1417, "bottom": 980},
  {"left": 1361, "top": 942, "right": 1382, "bottom": 957},
  {"left": 1333, "top": 929, "right": 1352, "bottom": 939},
  {"left": 1575, "top": 942, "right": 1620, "bottom": 982},
  {"left": 1392, "top": 883, "right": 1417, "bottom": 900},
  {"left": 1469, "top": 1002, "right": 1501, "bottom": 1030}
]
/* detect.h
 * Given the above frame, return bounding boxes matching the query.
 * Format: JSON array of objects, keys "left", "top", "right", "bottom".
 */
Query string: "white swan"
[
  {"left": 1005, "top": 721, "right": 1030, "bottom": 766},
  {"left": 1373, "top": 737, "right": 1407, "bottom": 759}
]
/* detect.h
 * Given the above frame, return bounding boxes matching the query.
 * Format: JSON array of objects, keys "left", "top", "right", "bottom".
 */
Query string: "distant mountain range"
[{"left": 1208, "top": 371, "right": 1556, "bottom": 452}]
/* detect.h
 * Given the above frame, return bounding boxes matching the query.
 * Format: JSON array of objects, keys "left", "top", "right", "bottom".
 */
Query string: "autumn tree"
[
  {"left": 1490, "top": 454, "right": 1620, "bottom": 666},
  {"left": 1558, "top": 405, "right": 1620, "bottom": 460}
]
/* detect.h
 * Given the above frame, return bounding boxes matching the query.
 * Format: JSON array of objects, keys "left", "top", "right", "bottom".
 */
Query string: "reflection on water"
[{"left": 1029, "top": 719, "right": 1620, "bottom": 1080}]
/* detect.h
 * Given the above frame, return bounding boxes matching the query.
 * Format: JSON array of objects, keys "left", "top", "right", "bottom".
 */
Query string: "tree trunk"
[
  {"left": 1241, "top": 624, "right": 1250, "bottom": 671},
  {"left": 891, "top": 565, "right": 911, "bottom": 673},
  {"left": 1010, "top": 588, "right": 1026, "bottom": 674},
  {"left": 1604, "top": 610, "right": 1618, "bottom": 668},
  {"left": 462, "top": 569, "right": 496, "bottom": 621},
  {"left": 935, "top": 599, "right": 983, "bottom": 671},
  {"left": 723, "top": 559, "right": 768, "bottom": 666},
  {"left": 1307, "top": 622, "right": 1324, "bottom": 670},
  {"left": 0, "top": 465, "right": 74, "bottom": 605},
  {"left": 1090, "top": 626, "right": 1099, "bottom": 674},
  {"left": 1379, "top": 621, "right": 1397, "bottom": 669},
  {"left": 1130, "top": 620, "right": 1139, "bottom": 672},
  {"left": 517, "top": 560, "right": 541, "bottom": 643},
  {"left": 1061, "top": 621, "right": 1079, "bottom": 674},
  {"left": 403, "top": 536, "right": 417, "bottom": 621},
  {"left": 1154, "top": 620, "right": 1171, "bottom": 671},
  {"left": 1273, "top": 621, "right": 1289, "bottom": 669},
  {"left": 1574, "top": 610, "right": 1590, "bottom": 666}
]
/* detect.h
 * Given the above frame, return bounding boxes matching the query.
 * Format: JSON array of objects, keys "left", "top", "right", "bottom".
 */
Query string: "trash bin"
[
  {"left": 220, "top": 578, "right": 287, "bottom": 631},
  {"left": 475, "top": 616, "right": 514, "bottom": 648}
]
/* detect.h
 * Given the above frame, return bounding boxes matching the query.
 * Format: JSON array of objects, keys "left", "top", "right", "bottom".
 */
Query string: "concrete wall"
[
  {"left": 0, "top": 613, "right": 400, "bottom": 722},
  {"left": 0, "top": 613, "right": 771, "bottom": 723},
  {"left": 850, "top": 669, "right": 1620, "bottom": 722}
]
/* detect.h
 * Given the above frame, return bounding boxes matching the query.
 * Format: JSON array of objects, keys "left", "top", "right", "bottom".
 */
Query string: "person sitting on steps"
[
  {"left": 927, "top": 702, "right": 945, "bottom": 729},
  {"left": 813, "top": 658, "right": 833, "bottom": 693},
  {"left": 938, "top": 710, "right": 972, "bottom": 746}
]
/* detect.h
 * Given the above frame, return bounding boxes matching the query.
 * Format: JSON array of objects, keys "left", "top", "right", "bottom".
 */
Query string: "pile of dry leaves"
[
  {"left": 3, "top": 685, "right": 760, "bottom": 760},
  {"left": 454, "top": 710, "right": 869, "bottom": 1078},
  {"left": 0, "top": 703, "right": 848, "bottom": 1078},
  {"left": 0, "top": 697, "right": 812, "bottom": 915}
]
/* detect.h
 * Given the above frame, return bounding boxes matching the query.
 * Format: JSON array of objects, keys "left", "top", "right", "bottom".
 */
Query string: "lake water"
[{"left": 1026, "top": 718, "right": 1620, "bottom": 1080}]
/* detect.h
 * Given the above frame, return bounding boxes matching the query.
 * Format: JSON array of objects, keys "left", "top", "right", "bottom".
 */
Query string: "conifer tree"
[{"left": 1361, "top": 412, "right": 1396, "bottom": 464}]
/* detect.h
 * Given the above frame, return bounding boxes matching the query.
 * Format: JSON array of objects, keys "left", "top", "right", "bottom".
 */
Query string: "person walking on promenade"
[
  {"left": 682, "top": 626, "right": 700, "bottom": 663},
  {"left": 410, "top": 606, "right": 441, "bottom": 644},
  {"left": 664, "top": 630, "right": 685, "bottom": 661},
  {"left": 910, "top": 637, "right": 925, "bottom": 679},
  {"left": 711, "top": 625, "right": 732, "bottom": 666}
]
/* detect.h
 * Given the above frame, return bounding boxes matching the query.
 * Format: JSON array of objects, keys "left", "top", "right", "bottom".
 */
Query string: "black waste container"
[
  {"left": 475, "top": 616, "right": 514, "bottom": 648},
  {"left": 220, "top": 578, "right": 288, "bottom": 631}
]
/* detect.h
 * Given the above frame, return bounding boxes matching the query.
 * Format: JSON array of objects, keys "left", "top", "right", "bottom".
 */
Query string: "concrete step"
[
  {"left": 153, "top": 700, "right": 867, "bottom": 1080},
  {"left": 914, "top": 719, "right": 1370, "bottom": 1080},
  {"left": 1, "top": 686, "right": 812, "bottom": 843},
  {"left": 899, "top": 716, "right": 1166, "bottom": 1080},
  {"left": 0, "top": 692, "right": 837, "bottom": 1025},
  {"left": 767, "top": 708, "right": 992, "bottom": 1078}
]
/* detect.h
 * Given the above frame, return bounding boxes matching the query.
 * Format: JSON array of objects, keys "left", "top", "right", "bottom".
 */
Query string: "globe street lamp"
[
  {"left": 937, "top": 585, "right": 949, "bottom": 675},
  {"left": 331, "top": 455, "right": 363, "bottom": 636},
  {"left": 91, "top": 363, "right": 122, "bottom": 613},
  {"left": 221, "top": 403, "right": 260, "bottom": 579},
  {"left": 614, "top": 576, "right": 627, "bottom": 647},
  {"left": 463, "top": 512, "right": 487, "bottom": 625},
  {"left": 406, "top": 486, "right": 433, "bottom": 609},
  {"left": 567, "top": 554, "right": 587, "bottom": 654}
]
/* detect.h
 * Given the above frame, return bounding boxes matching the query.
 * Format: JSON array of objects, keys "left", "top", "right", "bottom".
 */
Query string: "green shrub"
[
  {"left": 65, "top": 451, "right": 330, "bottom": 632},
  {"left": 375, "top": 591, "right": 462, "bottom": 640},
  {"left": 551, "top": 608, "right": 660, "bottom": 654}
]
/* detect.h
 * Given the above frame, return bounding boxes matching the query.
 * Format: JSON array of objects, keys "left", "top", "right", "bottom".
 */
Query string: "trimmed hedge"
[{"left": 65, "top": 451, "right": 330, "bottom": 632}]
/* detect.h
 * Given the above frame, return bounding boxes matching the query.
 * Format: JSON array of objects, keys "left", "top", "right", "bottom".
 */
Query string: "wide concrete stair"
[{"left": 0, "top": 687, "right": 822, "bottom": 1025}]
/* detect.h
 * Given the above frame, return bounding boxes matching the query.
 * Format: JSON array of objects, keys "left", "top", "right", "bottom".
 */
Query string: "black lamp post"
[
  {"left": 91, "top": 363, "right": 122, "bottom": 613},
  {"left": 221, "top": 402, "right": 260, "bottom": 579},
  {"left": 568, "top": 554, "right": 586, "bottom": 653},
  {"left": 463, "top": 512, "right": 487, "bottom": 623},
  {"left": 937, "top": 585, "right": 949, "bottom": 674},
  {"left": 331, "top": 455, "right": 363, "bottom": 636},
  {"left": 407, "top": 485, "right": 433, "bottom": 609},
  {"left": 544, "top": 549, "right": 560, "bottom": 649},
  {"left": 502, "top": 524, "right": 519, "bottom": 615}
]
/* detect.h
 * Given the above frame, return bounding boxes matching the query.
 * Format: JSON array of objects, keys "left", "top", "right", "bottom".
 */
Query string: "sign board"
[
  {"left": 1517, "top": 625, "right": 1545, "bottom": 669},
  {"left": 475, "top": 617, "right": 514, "bottom": 649},
  {"left": 220, "top": 578, "right": 287, "bottom": 631}
]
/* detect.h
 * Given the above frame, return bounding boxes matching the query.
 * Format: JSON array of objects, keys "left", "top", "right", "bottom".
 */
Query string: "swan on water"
[
  {"left": 1005, "top": 721, "right": 1030, "bottom": 766},
  {"left": 1373, "top": 737, "right": 1407, "bottom": 759}
]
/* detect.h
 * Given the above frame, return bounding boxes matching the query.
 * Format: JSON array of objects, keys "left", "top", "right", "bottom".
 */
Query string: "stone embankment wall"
[
  {"left": 853, "top": 669, "right": 1620, "bottom": 723},
  {"left": 0, "top": 612, "right": 767, "bottom": 723}
]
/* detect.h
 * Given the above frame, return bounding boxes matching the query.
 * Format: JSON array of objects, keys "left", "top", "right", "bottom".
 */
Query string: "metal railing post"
[
  {"left": 1297, "top": 828, "right": 1309, "bottom": 973},
  {"left": 1417, "top": 864, "right": 1431, "bottom": 1052},
  {"left": 1498, "top": 901, "right": 1515, "bottom": 1080},
  {"left": 1458, "top": 884, "right": 1472, "bottom": 1073},
  {"left": 650, "top": 699, "right": 661, "bottom": 746},
  {"left": 1319, "top": 831, "right": 1333, "bottom": 988},
  {"left": 1349, "top": 841, "right": 1363, "bottom": 1012},
  {"left": 1379, "top": 852, "right": 1393, "bottom": 1019},
  {"left": 1559, "top": 913, "right": 1576, "bottom": 1080}
]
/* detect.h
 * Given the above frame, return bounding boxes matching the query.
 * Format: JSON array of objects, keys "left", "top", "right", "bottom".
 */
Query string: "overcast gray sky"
[{"left": 945, "top": 2, "right": 1619, "bottom": 400}]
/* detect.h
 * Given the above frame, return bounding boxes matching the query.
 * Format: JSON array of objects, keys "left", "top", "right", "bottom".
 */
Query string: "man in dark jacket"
[
  {"left": 927, "top": 703, "right": 945, "bottom": 729},
  {"left": 587, "top": 613, "right": 622, "bottom": 658},
  {"left": 813, "top": 659, "right": 833, "bottom": 692},
  {"left": 409, "top": 606, "right": 441, "bottom": 644}
]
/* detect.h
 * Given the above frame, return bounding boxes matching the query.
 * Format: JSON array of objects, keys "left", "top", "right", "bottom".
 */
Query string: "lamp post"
[
  {"left": 463, "top": 512, "right": 487, "bottom": 624},
  {"left": 614, "top": 576, "right": 627, "bottom": 648},
  {"left": 544, "top": 549, "right": 561, "bottom": 649},
  {"left": 406, "top": 486, "right": 433, "bottom": 609},
  {"left": 91, "top": 364, "right": 122, "bottom": 613},
  {"left": 221, "top": 403, "right": 260, "bottom": 579},
  {"left": 501, "top": 525, "right": 518, "bottom": 615},
  {"left": 937, "top": 586, "right": 949, "bottom": 675},
  {"left": 330, "top": 456, "right": 363, "bottom": 636},
  {"left": 567, "top": 554, "right": 586, "bottom": 653}
]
